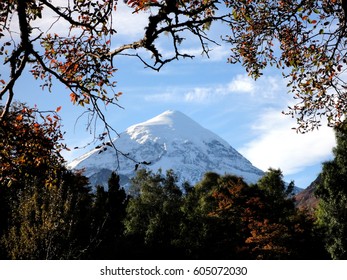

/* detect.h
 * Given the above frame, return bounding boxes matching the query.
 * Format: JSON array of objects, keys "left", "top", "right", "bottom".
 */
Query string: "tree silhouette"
[{"left": 90, "top": 172, "right": 128, "bottom": 259}]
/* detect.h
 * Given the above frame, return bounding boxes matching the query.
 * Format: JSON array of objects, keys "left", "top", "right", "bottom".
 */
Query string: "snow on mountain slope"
[{"left": 68, "top": 110, "right": 264, "bottom": 189}]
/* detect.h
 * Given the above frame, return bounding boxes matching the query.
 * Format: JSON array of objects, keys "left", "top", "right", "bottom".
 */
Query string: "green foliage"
[
  {"left": 124, "top": 169, "right": 184, "bottom": 258},
  {"left": 179, "top": 172, "right": 223, "bottom": 259},
  {"left": 123, "top": 169, "right": 324, "bottom": 260},
  {"left": 258, "top": 168, "right": 294, "bottom": 198},
  {"left": 256, "top": 168, "right": 296, "bottom": 223},
  {"left": 316, "top": 123, "right": 347, "bottom": 259}
]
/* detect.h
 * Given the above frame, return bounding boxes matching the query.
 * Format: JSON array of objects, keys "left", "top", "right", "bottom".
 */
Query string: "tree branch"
[
  {"left": 39, "top": 0, "right": 93, "bottom": 29},
  {"left": 0, "top": 0, "right": 32, "bottom": 120}
]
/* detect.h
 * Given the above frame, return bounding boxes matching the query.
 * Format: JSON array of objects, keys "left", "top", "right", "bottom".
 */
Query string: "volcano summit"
[{"left": 68, "top": 110, "right": 264, "bottom": 188}]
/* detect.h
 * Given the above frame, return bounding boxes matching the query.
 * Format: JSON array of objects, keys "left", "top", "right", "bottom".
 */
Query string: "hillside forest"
[{"left": 2, "top": 104, "right": 347, "bottom": 260}]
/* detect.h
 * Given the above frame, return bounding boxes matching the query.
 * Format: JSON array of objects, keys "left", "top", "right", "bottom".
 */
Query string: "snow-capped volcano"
[{"left": 68, "top": 110, "right": 264, "bottom": 188}]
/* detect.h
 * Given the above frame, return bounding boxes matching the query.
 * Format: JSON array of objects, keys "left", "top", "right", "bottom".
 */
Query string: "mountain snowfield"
[{"left": 68, "top": 110, "right": 265, "bottom": 189}]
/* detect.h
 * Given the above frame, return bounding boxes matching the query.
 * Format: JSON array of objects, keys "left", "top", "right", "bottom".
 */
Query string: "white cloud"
[
  {"left": 184, "top": 87, "right": 215, "bottom": 103},
  {"left": 227, "top": 74, "right": 256, "bottom": 93},
  {"left": 239, "top": 109, "right": 336, "bottom": 175},
  {"left": 145, "top": 86, "right": 220, "bottom": 104},
  {"left": 186, "top": 73, "right": 286, "bottom": 103},
  {"left": 142, "top": 73, "right": 287, "bottom": 104},
  {"left": 227, "top": 74, "right": 287, "bottom": 99},
  {"left": 113, "top": 2, "right": 150, "bottom": 38},
  {"left": 207, "top": 44, "right": 230, "bottom": 62}
]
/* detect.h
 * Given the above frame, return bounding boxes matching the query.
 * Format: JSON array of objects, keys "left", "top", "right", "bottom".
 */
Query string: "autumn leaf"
[
  {"left": 126, "top": 0, "right": 157, "bottom": 12},
  {"left": 55, "top": 106, "right": 62, "bottom": 112},
  {"left": 70, "top": 93, "right": 77, "bottom": 104}
]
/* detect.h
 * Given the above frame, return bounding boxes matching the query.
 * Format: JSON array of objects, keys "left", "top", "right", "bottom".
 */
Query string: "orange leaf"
[
  {"left": 56, "top": 106, "right": 62, "bottom": 112},
  {"left": 70, "top": 93, "right": 77, "bottom": 104},
  {"left": 16, "top": 114, "right": 23, "bottom": 121}
]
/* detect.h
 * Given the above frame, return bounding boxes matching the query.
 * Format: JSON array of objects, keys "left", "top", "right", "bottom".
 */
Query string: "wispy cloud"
[
  {"left": 207, "top": 44, "right": 231, "bottom": 62},
  {"left": 142, "top": 73, "right": 286, "bottom": 104},
  {"left": 184, "top": 87, "right": 216, "bottom": 103},
  {"left": 113, "top": 2, "right": 150, "bottom": 38},
  {"left": 227, "top": 74, "right": 256, "bottom": 93},
  {"left": 239, "top": 109, "right": 336, "bottom": 175}
]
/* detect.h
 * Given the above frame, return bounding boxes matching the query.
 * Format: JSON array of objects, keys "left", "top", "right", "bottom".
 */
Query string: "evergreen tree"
[
  {"left": 256, "top": 168, "right": 296, "bottom": 223},
  {"left": 316, "top": 123, "right": 347, "bottom": 259},
  {"left": 258, "top": 168, "right": 294, "bottom": 201},
  {"left": 90, "top": 172, "right": 128, "bottom": 259}
]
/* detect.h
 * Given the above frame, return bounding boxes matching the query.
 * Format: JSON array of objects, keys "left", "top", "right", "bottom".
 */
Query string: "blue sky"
[{"left": 4, "top": 2, "right": 337, "bottom": 189}]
